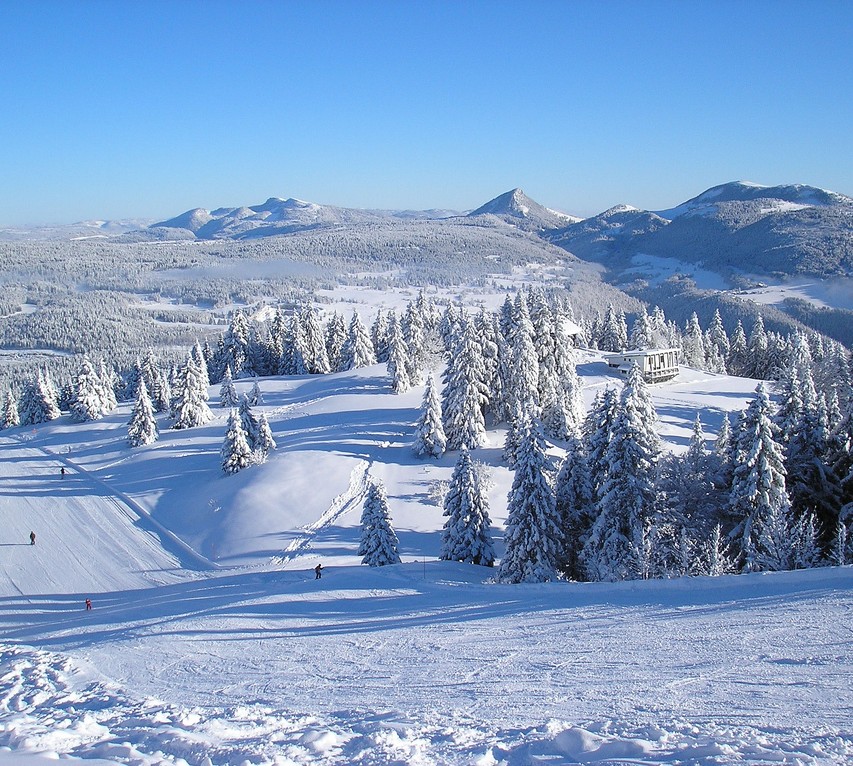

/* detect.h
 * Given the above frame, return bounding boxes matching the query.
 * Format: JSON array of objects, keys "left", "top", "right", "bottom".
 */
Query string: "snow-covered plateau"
[{"left": 1, "top": 355, "right": 851, "bottom": 765}]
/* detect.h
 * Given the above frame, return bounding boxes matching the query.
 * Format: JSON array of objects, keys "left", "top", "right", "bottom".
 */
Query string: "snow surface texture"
[{"left": 1, "top": 358, "right": 852, "bottom": 765}]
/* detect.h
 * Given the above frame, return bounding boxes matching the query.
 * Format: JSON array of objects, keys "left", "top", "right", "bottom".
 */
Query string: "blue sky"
[{"left": 2, "top": 0, "right": 851, "bottom": 225}]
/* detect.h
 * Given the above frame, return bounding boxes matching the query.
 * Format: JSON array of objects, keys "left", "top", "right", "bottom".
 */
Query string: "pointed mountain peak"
[{"left": 468, "top": 188, "right": 577, "bottom": 230}]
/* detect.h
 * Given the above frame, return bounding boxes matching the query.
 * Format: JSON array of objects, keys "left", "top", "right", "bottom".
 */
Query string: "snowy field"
[{"left": 1, "top": 357, "right": 852, "bottom": 765}]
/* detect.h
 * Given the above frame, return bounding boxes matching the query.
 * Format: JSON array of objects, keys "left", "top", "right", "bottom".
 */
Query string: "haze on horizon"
[{"left": 1, "top": 0, "right": 851, "bottom": 226}]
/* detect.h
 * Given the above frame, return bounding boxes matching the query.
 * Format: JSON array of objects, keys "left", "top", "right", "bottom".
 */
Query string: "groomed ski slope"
[{"left": 1, "top": 356, "right": 852, "bottom": 765}]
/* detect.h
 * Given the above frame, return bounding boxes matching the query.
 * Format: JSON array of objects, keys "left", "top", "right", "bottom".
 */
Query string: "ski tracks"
[{"left": 272, "top": 459, "right": 371, "bottom": 567}]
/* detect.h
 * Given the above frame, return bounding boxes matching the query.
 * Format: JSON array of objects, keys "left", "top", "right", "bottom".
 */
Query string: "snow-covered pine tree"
[
  {"left": 339, "top": 312, "right": 376, "bottom": 370},
  {"left": 300, "top": 304, "right": 330, "bottom": 375},
  {"left": 238, "top": 394, "right": 260, "bottom": 450},
  {"left": 583, "top": 386, "right": 619, "bottom": 504},
  {"left": 371, "top": 309, "right": 391, "bottom": 364},
  {"left": 498, "top": 418, "right": 561, "bottom": 584},
  {"left": 830, "top": 521, "right": 850, "bottom": 566},
  {"left": 706, "top": 309, "right": 730, "bottom": 372},
  {"left": 127, "top": 378, "right": 159, "bottom": 447},
  {"left": 98, "top": 359, "right": 118, "bottom": 413},
  {"left": 441, "top": 315, "right": 488, "bottom": 451},
  {"left": 629, "top": 306, "right": 654, "bottom": 350},
  {"left": 440, "top": 447, "right": 496, "bottom": 566},
  {"left": 358, "top": 480, "right": 401, "bottom": 566},
  {"left": 2, "top": 390, "right": 20, "bottom": 429},
  {"left": 385, "top": 312, "right": 411, "bottom": 394},
  {"left": 582, "top": 363, "right": 661, "bottom": 582},
  {"left": 254, "top": 412, "right": 276, "bottom": 463},
  {"left": 191, "top": 340, "right": 210, "bottom": 386},
  {"left": 555, "top": 434, "right": 595, "bottom": 580},
  {"left": 681, "top": 313, "right": 706, "bottom": 370},
  {"left": 599, "top": 304, "right": 628, "bottom": 353},
  {"left": 729, "top": 383, "right": 793, "bottom": 572},
  {"left": 248, "top": 381, "right": 263, "bottom": 406},
  {"left": 413, "top": 373, "right": 446, "bottom": 458},
  {"left": 402, "top": 300, "right": 426, "bottom": 385},
  {"left": 151, "top": 369, "right": 171, "bottom": 413},
  {"left": 219, "top": 366, "right": 239, "bottom": 408},
  {"left": 70, "top": 356, "right": 108, "bottom": 422},
  {"left": 325, "top": 311, "right": 348, "bottom": 371},
  {"left": 221, "top": 408, "right": 253, "bottom": 475},
  {"left": 703, "top": 524, "right": 735, "bottom": 576},
  {"left": 172, "top": 355, "right": 212, "bottom": 429},
  {"left": 222, "top": 309, "right": 250, "bottom": 378},
  {"left": 746, "top": 315, "right": 769, "bottom": 379},
  {"left": 727, "top": 320, "right": 749, "bottom": 377}
]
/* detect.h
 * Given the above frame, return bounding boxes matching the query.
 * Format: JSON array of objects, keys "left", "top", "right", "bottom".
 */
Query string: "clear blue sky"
[{"left": 2, "top": 0, "right": 851, "bottom": 225}]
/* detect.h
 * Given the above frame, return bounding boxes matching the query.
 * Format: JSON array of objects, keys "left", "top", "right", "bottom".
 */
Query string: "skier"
[
  {"left": 85, "top": 598, "right": 92, "bottom": 611},
  {"left": 60, "top": 466, "right": 66, "bottom": 478},
  {"left": 29, "top": 531, "right": 35, "bottom": 545},
  {"left": 314, "top": 563, "right": 323, "bottom": 579}
]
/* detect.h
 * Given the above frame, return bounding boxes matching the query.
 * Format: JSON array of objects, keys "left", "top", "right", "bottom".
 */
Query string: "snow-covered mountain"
[
  {"left": 150, "top": 196, "right": 389, "bottom": 239},
  {"left": 468, "top": 187, "right": 581, "bottom": 231},
  {"left": 550, "top": 181, "right": 853, "bottom": 280}
]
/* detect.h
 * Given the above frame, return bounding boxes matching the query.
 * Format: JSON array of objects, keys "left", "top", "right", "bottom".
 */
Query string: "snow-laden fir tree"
[
  {"left": 238, "top": 394, "right": 260, "bottom": 450},
  {"left": 2, "top": 390, "right": 20, "bottom": 429},
  {"left": 629, "top": 306, "right": 654, "bottom": 350},
  {"left": 339, "top": 312, "right": 376, "bottom": 371},
  {"left": 702, "top": 524, "right": 735, "bottom": 576},
  {"left": 598, "top": 304, "right": 628, "bottom": 353},
  {"left": 221, "top": 408, "right": 254, "bottom": 475},
  {"left": 98, "top": 359, "right": 118, "bottom": 413},
  {"left": 127, "top": 378, "right": 159, "bottom": 447},
  {"left": 70, "top": 356, "right": 109, "bottom": 422},
  {"left": 441, "top": 315, "right": 488, "bottom": 451},
  {"left": 191, "top": 340, "right": 210, "bottom": 386},
  {"left": 746, "top": 315, "right": 769, "bottom": 379},
  {"left": 498, "top": 418, "right": 561, "bottom": 584},
  {"left": 681, "top": 313, "right": 706, "bottom": 369},
  {"left": 706, "top": 309, "right": 730, "bottom": 372},
  {"left": 412, "top": 373, "right": 446, "bottom": 458},
  {"left": 300, "top": 304, "right": 330, "bottom": 375},
  {"left": 402, "top": 300, "right": 426, "bottom": 385},
  {"left": 555, "top": 434, "right": 595, "bottom": 580},
  {"left": 729, "top": 383, "right": 793, "bottom": 571},
  {"left": 371, "top": 310, "right": 390, "bottom": 364},
  {"left": 582, "top": 363, "right": 661, "bottom": 582},
  {"left": 248, "top": 380, "right": 263, "bottom": 406},
  {"left": 583, "top": 386, "right": 619, "bottom": 504},
  {"left": 325, "top": 311, "right": 349, "bottom": 371},
  {"left": 254, "top": 412, "right": 276, "bottom": 463},
  {"left": 727, "top": 320, "right": 749, "bottom": 377},
  {"left": 221, "top": 309, "right": 250, "bottom": 379},
  {"left": 475, "top": 309, "right": 501, "bottom": 422},
  {"left": 358, "top": 480, "right": 401, "bottom": 566},
  {"left": 219, "top": 366, "right": 239, "bottom": 408},
  {"left": 385, "top": 312, "right": 411, "bottom": 394},
  {"left": 830, "top": 521, "right": 850, "bottom": 566},
  {"left": 440, "top": 447, "right": 496, "bottom": 566},
  {"left": 172, "top": 355, "right": 212, "bottom": 429}
]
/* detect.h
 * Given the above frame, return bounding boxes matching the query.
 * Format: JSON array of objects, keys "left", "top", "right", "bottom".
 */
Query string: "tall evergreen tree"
[
  {"left": 222, "top": 309, "right": 250, "bottom": 378},
  {"left": 498, "top": 419, "right": 561, "bottom": 583},
  {"left": 413, "top": 373, "right": 447, "bottom": 458},
  {"left": 219, "top": 366, "right": 239, "bottom": 408},
  {"left": 358, "top": 480, "right": 401, "bottom": 566},
  {"left": 300, "top": 304, "right": 331, "bottom": 375},
  {"left": 238, "top": 394, "right": 260, "bottom": 450},
  {"left": 727, "top": 321, "right": 749, "bottom": 377},
  {"left": 729, "top": 383, "right": 793, "bottom": 571},
  {"left": 254, "top": 412, "right": 276, "bottom": 463},
  {"left": 1, "top": 390, "right": 20, "bottom": 430},
  {"left": 221, "top": 408, "right": 253, "bottom": 475},
  {"left": 555, "top": 434, "right": 595, "bottom": 580},
  {"left": 583, "top": 387, "right": 619, "bottom": 504},
  {"left": 325, "top": 311, "right": 349, "bottom": 372},
  {"left": 386, "top": 313, "right": 411, "bottom": 394},
  {"left": 339, "top": 312, "right": 376, "bottom": 370},
  {"left": 402, "top": 300, "right": 426, "bottom": 385},
  {"left": 582, "top": 364, "right": 661, "bottom": 581},
  {"left": 70, "top": 356, "right": 108, "bottom": 422},
  {"left": 440, "top": 448, "right": 496, "bottom": 566},
  {"left": 127, "top": 378, "right": 159, "bottom": 447},
  {"left": 441, "top": 316, "right": 488, "bottom": 451},
  {"left": 172, "top": 355, "right": 212, "bottom": 429}
]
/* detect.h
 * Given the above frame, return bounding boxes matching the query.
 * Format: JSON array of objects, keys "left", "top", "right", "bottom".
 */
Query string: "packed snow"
[{"left": 1, "top": 357, "right": 851, "bottom": 765}]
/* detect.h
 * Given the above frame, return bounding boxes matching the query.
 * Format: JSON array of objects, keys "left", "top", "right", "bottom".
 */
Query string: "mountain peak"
[{"left": 468, "top": 188, "right": 576, "bottom": 230}]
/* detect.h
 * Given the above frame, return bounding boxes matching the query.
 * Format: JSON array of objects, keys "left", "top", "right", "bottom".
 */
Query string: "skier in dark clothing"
[
  {"left": 314, "top": 564, "right": 323, "bottom": 579},
  {"left": 29, "top": 531, "right": 36, "bottom": 545},
  {"left": 85, "top": 598, "right": 92, "bottom": 611},
  {"left": 60, "top": 467, "right": 66, "bottom": 478}
]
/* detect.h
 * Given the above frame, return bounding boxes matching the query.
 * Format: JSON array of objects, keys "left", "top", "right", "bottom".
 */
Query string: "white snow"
[
  {"left": 1, "top": 355, "right": 851, "bottom": 765},
  {"left": 728, "top": 277, "right": 853, "bottom": 311},
  {"left": 626, "top": 253, "right": 731, "bottom": 291}
]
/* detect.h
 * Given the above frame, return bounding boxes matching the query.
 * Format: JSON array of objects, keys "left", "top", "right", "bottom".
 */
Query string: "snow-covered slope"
[
  {"left": 2, "top": 358, "right": 852, "bottom": 764},
  {"left": 468, "top": 188, "right": 580, "bottom": 231}
]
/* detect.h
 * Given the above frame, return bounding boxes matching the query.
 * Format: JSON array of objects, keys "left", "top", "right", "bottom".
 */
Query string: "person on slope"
[
  {"left": 29, "top": 531, "right": 36, "bottom": 545},
  {"left": 314, "top": 563, "right": 323, "bottom": 579}
]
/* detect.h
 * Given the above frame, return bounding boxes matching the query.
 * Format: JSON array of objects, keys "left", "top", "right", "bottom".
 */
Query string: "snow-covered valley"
[{"left": 1, "top": 358, "right": 851, "bottom": 765}]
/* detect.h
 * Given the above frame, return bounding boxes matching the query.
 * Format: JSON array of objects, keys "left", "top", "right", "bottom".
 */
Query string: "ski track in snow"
[{"left": 272, "top": 459, "right": 371, "bottom": 567}]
